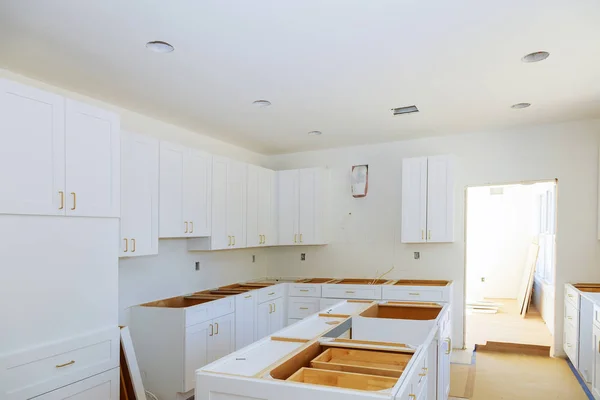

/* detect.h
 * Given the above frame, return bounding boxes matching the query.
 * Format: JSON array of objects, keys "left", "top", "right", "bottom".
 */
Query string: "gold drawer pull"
[
  {"left": 345, "top": 291, "right": 355, "bottom": 294},
  {"left": 567, "top": 316, "right": 573, "bottom": 320},
  {"left": 409, "top": 292, "right": 420, "bottom": 296},
  {"left": 568, "top": 294, "right": 574, "bottom": 298},
  {"left": 268, "top": 292, "right": 275, "bottom": 296},
  {"left": 299, "top": 307, "right": 309, "bottom": 310},
  {"left": 300, "top": 289, "right": 310, "bottom": 292},
  {"left": 245, "top": 295, "right": 252, "bottom": 299},
  {"left": 56, "top": 360, "right": 75, "bottom": 368}
]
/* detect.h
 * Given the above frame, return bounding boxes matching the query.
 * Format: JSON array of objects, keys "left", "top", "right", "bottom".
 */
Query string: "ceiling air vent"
[{"left": 391, "top": 105, "right": 419, "bottom": 116}]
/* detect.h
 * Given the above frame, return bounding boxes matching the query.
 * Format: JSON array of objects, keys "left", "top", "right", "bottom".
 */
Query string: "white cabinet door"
[
  {"left": 401, "top": 157, "right": 427, "bottom": 243},
  {"left": 269, "top": 297, "right": 285, "bottom": 335},
  {"left": 277, "top": 170, "right": 299, "bottom": 245},
  {"left": 247, "top": 164, "right": 261, "bottom": 248},
  {"left": 65, "top": 99, "right": 120, "bottom": 218},
  {"left": 438, "top": 335, "right": 451, "bottom": 400},
  {"left": 120, "top": 132, "right": 159, "bottom": 257},
  {"left": 259, "top": 168, "right": 276, "bottom": 246},
  {"left": 593, "top": 324, "right": 600, "bottom": 398},
  {"left": 227, "top": 160, "right": 247, "bottom": 249},
  {"left": 235, "top": 293, "right": 257, "bottom": 350},
  {"left": 159, "top": 142, "right": 186, "bottom": 238},
  {"left": 256, "top": 302, "right": 271, "bottom": 340},
  {"left": 210, "top": 313, "right": 235, "bottom": 363},
  {"left": 298, "top": 168, "right": 317, "bottom": 245},
  {"left": 184, "top": 321, "right": 211, "bottom": 392},
  {"left": 0, "top": 79, "right": 65, "bottom": 216},
  {"left": 426, "top": 155, "right": 454, "bottom": 243},
  {"left": 211, "top": 157, "right": 229, "bottom": 249},
  {"left": 185, "top": 149, "right": 212, "bottom": 237},
  {"left": 35, "top": 368, "right": 119, "bottom": 400}
]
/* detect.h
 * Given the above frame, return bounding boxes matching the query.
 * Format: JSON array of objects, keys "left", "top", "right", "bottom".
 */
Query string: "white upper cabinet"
[
  {"left": 120, "top": 131, "right": 159, "bottom": 257},
  {"left": 159, "top": 141, "right": 212, "bottom": 238},
  {"left": 0, "top": 79, "right": 66, "bottom": 216},
  {"left": 188, "top": 156, "right": 247, "bottom": 250},
  {"left": 65, "top": 100, "right": 120, "bottom": 217},
  {"left": 401, "top": 155, "right": 454, "bottom": 243},
  {"left": 277, "top": 168, "right": 329, "bottom": 246},
  {"left": 247, "top": 165, "right": 276, "bottom": 247},
  {"left": 0, "top": 79, "right": 120, "bottom": 218}
]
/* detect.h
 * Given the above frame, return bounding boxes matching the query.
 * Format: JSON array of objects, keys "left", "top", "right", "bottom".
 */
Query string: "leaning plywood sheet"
[
  {"left": 121, "top": 327, "right": 147, "bottom": 400},
  {"left": 517, "top": 244, "right": 540, "bottom": 317}
]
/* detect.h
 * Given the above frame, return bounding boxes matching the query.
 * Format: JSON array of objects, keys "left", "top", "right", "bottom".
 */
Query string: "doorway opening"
[{"left": 464, "top": 180, "right": 557, "bottom": 354}]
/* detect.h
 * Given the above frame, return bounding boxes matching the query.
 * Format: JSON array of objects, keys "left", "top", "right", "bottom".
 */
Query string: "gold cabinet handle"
[
  {"left": 294, "top": 234, "right": 297, "bottom": 243},
  {"left": 567, "top": 316, "right": 573, "bottom": 320},
  {"left": 70, "top": 192, "right": 76, "bottom": 210},
  {"left": 409, "top": 292, "right": 420, "bottom": 296},
  {"left": 300, "top": 233, "right": 303, "bottom": 243},
  {"left": 268, "top": 292, "right": 275, "bottom": 296},
  {"left": 419, "top": 367, "right": 428, "bottom": 377},
  {"left": 428, "top": 230, "right": 431, "bottom": 240},
  {"left": 184, "top": 221, "right": 188, "bottom": 233},
  {"left": 345, "top": 291, "right": 355, "bottom": 294},
  {"left": 131, "top": 238, "right": 136, "bottom": 253},
  {"left": 232, "top": 236, "right": 236, "bottom": 246},
  {"left": 299, "top": 307, "right": 309, "bottom": 310},
  {"left": 269, "top": 304, "right": 273, "bottom": 314},
  {"left": 56, "top": 360, "right": 75, "bottom": 368},
  {"left": 245, "top": 295, "right": 252, "bottom": 299},
  {"left": 299, "top": 289, "right": 309, "bottom": 292},
  {"left": 273, "top": 302, "right": 276, "bottom": 312},
  {"left": 409, "top": 395, "right": 416, "bottom": 400},
  {"left": 123, "top": 238, "right": 128, "bottom": 252},
  {"left": 215, "top": 322, "right": 219, "bottom": 335},
  {"left": 598, "top": 339, "right": 600, "bottom": 354},
  {"left": 263, "top": 234, "right": 266, "bottom": 244},
  {"left": 445, "top": 337, "right": 452, "bottom": 355},
  {"left": 209, "top": 324, "right": 214, "bottom": 337},
  {"left": 568, "top": 294, "right": 574, "bottom": 298},
  {"left": 228, "top": 235, "right": 231, "bottom": 246},
  {"left": 58, "top": 191, "right": 64, "bottom": 210},
  {"left": 190, "top": 221, "right": 194, "bottom": 233},
  {"left": 421, "top": 230, "right": 424, "bottom": 240}
]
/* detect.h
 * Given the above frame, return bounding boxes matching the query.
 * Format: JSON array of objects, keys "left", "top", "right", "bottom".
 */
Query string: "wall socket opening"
[
  {"left": 195, "top": 261, "right": 200, "bottom": 271},
  {"left": 252, "top": 255, "right": 256, "bottom": 263},
  {"left": 301, "top": 253, "right": 306, "bottom": 261},
  {"left": 414, "top": 252, "right": 420, "bottom": 260}
]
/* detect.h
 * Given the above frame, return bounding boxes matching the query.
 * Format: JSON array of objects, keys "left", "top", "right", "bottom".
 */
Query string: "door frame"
[{"left": 462, "top": 178, "right": 558, "bottom": 350}]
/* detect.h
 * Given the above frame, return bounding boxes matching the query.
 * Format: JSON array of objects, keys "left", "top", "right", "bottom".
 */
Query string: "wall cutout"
[{"left": 351, "top": 165, "right": 368, "bottom": 198}]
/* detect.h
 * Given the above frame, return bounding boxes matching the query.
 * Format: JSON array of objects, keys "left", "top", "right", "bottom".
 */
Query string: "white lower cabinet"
[
  {"left": 288, "top": 297, "right": 321, "bottom": 319},
  {"left": 184, "top": 321, "right": 211, "bottom": 392},
  {"left": 593, "top": 321, "right": 600, "bottom": 398},
  {"left": 257, "top": 297, "right": 285, "bottom": 340},
  {"left": 35, "top": 368, "right": 119, "bottom": 400},
  {"left": 235, "top": 292, "right": 257, "bottom": 350}
]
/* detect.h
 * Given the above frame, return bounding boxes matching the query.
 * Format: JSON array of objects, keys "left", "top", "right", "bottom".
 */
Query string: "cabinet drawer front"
[
  {"left": 565, "top": 301, "right": 579, "bottom": 329},
  {"left": 34, "top": 367, "right": 119, "bottom": 400},
  {"left": 288, "top": 284, "right": 322, "bottom": 297},
  {"left": 321, "top": 285, "right": 382, "bottom": 300},
  {"left": 210, "top": 297, "right": 235, "bottom": 319},
  {"left": 186, "top": 304, "right": 211, "bottom": 327},
  {"left": 1, "top": 328, "right": 119, "bottom": 400},
  {"left": 288, "top": 297, "right": 321, "bottom": 319},
  {"left": 382, "top": 287, "right": 445, "bottom": 302},
  {"left": 258, "top": 285, "right": 284, "bottom": 304},
  {"left": 565, "top": 285, "right": 580, "bottom": 309}
]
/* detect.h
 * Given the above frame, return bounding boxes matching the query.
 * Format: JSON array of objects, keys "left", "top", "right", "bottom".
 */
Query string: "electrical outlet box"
[
  {"left": 414, "top": 252, "right": 420, "bottom": 260},
  {"left": 252, "top": 255, "right": 256, "bottom": 263},
  {"left": 301, "top": 253, "right": 306, "bottom": 261},
  {"left": 195, "top": 261, "right": 200, "bottom": 271}
]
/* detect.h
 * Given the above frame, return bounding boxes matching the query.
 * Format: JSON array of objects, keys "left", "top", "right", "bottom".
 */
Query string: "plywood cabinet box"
[
  {"left": 130, "top": 295, "right": 235, "bottom": 400},
  {"left": 159, "top": 141, "right": 212, "bottom": 238},
  {"left": 401, "top": 155, "right": 454, "bottom": 243},
  {"left": 277, "top": 168, "right": 330, "bottom": 246},
  {"left": 0, "top": 79, "right": 120, "bottom": 218}
]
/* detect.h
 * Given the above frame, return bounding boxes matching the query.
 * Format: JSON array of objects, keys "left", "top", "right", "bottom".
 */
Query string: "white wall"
[
  {"left": 466, "top": 184, "right": 540, "bottom": 300},
  {"left": 264, "top": 119, "right": 600, "bottom": 354},
  {"left": 0, "top": 69, "right": 271, "bottom": 325}
]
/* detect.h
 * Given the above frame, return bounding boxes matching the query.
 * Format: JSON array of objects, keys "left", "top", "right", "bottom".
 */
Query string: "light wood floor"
[{"left": 465, "top": 298, "right": 553, "bottom": 349}]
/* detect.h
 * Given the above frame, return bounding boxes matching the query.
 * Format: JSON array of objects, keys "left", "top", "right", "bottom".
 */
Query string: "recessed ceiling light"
[
  {"left": 511, "top": 103, "right": 531, "bottom": 109},
  {"left": 308, "top": 131, "right": 322, "bottom": 136},
  {"left": 522, "top": 51, "right": 550, "bottom": 63},
  {"left": 146, "top": 41, "right": 174, "bottom": 53},
  {"left": 252, "top": 100, "right": 272, "bottom": 108}
]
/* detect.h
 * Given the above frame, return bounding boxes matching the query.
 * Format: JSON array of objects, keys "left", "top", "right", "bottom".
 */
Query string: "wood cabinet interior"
[
  {"left": 287, "top": 368, "right": 397, "bottom": 391},
  {"left": 296, "top": 278, "right": 337, "bottom": 283},
  {"left": 335, "top": 278, "right": 392, "bottom": 285},
  {"left": 220, "top": 283, "right": 272, "bottom": 290},
  {"left": 574, "top": 283, "right": 600, "bottom": 293},
  {"left": 360, "top": 303, "right": 442, "bottom": 320},
  {"left": 140, "top": 296, "right": 218, "bottom": 308},
  {"left": 392, "top": 279, "right": 450, "bottom": 286},
  {"left": 269, "top": 341, "right": 412, "bottom": 391}
]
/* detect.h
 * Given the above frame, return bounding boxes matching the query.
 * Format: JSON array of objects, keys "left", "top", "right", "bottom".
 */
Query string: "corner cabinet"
[
  {"left": 188, "top": 157, "right": 247, "bottom": 250},
  {"left": 247, "top": 165, "right": 276, "bottom": 247},
  {"left": 120, "top": 131, "right": 159, "bottom": 257},
  {"left": 401, "top": 155, "right": 454, "bottom": 243},
  {"left": 0, "top": 79, "right": 120, "bottom": 218},
  {"left": 277, "top": 168, "right": 329, "bottom": 246},
  {"left": 159, "top": 142, "right": 212, "bottom": 238}
]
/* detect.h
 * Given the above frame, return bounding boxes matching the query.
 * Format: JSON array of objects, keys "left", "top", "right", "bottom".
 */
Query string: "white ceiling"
[{"left": 1, "top": 1, "right": 600, "bottom": 154}]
